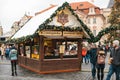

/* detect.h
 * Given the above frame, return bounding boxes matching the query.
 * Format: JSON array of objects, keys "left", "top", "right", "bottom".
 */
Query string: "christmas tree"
[
  {"left": 109, "top": 0, "right": 120, "bottom": 25},
  {"left": 108, "top": 0, "right": 120, "bottom": 41}
]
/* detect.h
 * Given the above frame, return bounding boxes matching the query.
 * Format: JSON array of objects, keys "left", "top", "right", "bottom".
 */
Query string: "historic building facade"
[{"left": 70, "top": 1, "right": 106, "bottom": 36}]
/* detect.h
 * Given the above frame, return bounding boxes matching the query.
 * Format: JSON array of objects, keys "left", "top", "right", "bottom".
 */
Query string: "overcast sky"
[{"left": 0, "top": 0, "right": 110, "bottom": 33}]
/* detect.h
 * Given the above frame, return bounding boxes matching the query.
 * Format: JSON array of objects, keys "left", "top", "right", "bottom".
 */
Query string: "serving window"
[
  {"left": 25, "top": 45, "right": 30, "bottom": 58},
  {"left": 19, "top": 43, "right": 24, "bottom": 56},
  {"left": 31, "top": 38, "right": 40, "bottom": 59},
  {"left": 44, "top": 38, "right": 78, "bottom": 59},
  {"left": 63, "top": 41, "right": 77, "bottom": 58}
]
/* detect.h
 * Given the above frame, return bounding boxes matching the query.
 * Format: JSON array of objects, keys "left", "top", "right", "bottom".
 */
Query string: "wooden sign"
[
  {"left": 63, "top": 31, "right": 83, "bottom": 38},
  {"left": 39, "top": 31, "right": 62, "bottom": 36}
]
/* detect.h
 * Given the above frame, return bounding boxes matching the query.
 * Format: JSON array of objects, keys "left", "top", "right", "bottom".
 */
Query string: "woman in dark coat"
[{"left": 96, "top": 47, "right": 106, "bottom": 80}]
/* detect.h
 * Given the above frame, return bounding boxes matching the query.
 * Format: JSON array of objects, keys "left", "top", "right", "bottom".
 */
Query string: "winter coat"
[
  {"left": 89, "top": 48, "right": 98, "bottom": 64},
  {"left": 5, "top": 48, "right": 10, "bottom": 55},
  {"left": 111, "top": 47, "right": 120, "bottom": 66},
  {"left": 9, "top": 49, "right": 17, "bottom": 61},
  {"left": 96, "top": 50, "right": 106, "bottom": 68}
]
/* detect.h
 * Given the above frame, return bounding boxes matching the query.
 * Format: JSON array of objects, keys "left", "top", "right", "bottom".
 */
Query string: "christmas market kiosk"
[{"left": 10, "top": 2, "right": 90, "bottom": 74}]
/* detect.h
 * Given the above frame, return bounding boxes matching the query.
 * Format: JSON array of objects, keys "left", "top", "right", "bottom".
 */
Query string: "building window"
[
  {"left": 93, "top": 17, "right": 96, "bottom": 24},
  {"left": 80, "top": 4, "right": 83, "bottom": 6},
  {"left": 93, "top": 30, "right": 96, "bottom": 36},
  {"left": 88, "top": 18, "right": 90, "bottom": 24},
  {"left": 91, "top": 8, "right": 93, "bottom": 13},
  {"left": 44, "top": 38, "right": 78, "bottom": 59}
]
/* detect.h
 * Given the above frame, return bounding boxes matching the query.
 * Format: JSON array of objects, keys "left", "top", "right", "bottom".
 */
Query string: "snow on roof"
[{"left": 11, "top": 6, "right": 58, "bottom": 39}]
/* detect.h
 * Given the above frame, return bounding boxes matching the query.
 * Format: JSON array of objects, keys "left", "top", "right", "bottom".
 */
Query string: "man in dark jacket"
[
  {"left": 107, "top": 40, "right": 120, "bottom": 80},
  {"left": 106, "top": 46, "right": 114, "bottom": 80},
  {"left": 89, "top": 43, "right": 98, "bottom": 80}
]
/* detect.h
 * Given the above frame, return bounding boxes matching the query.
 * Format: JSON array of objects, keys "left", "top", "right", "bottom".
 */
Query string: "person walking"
[
  {"left": 96, "top": 47, "right": 106, "bottom": 80},
  {"left": 9, "top": 45, "right": 18, "bottom": 76},
  {"left": 89, "top": 43, "right": 98, "bottom": 80},
  {"left": 82, "top": 46, "right": 87, "bottom": 63},
  {"left": 1, "top": 44, "right": 5, "bottom": 60},
  {"left": 85, "top": 46, "right": 91, "bottom": 64},
  {"left": 106, "top": 45, "right": 114, "bottom": 80},
  {"left": 106, "top": 64, "right": 114, "bottom": 80},
  {"left": 106, "top": 40, "right": 120, "bottom": 80},
  {"left": 5, "top": 45, "right": 10, "bottom": 60}
]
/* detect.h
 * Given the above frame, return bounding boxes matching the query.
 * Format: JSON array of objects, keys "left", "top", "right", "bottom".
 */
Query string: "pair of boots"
[
  {"left": 11, "top": 72, "right": 17, "bottom": 76},
  {"left": 97, "top": 75, "right": 103, "bottom": 80}
]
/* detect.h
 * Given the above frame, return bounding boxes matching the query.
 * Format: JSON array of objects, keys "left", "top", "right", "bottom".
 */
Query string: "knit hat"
[{"left": 113, "top": 40, "right": 119, "bottom": 46}]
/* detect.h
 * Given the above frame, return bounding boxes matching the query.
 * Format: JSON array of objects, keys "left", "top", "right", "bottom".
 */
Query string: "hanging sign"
[
  {"left": 39, "top": 31, "right": 62, "bottom": 36},
  {"left": 63, "top": 31, "right": 83, "bottom": 38}
]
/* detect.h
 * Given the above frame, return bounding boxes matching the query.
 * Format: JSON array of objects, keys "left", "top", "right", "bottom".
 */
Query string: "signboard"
[
  {"left": 63, "top": 31, "right": 83, "bottom": 38},
  {"left": 39, "top": 31, "right": 62, "bottom": 36},
  {"left": 39, "top": 31, "right": 83, "bottom": 38}
]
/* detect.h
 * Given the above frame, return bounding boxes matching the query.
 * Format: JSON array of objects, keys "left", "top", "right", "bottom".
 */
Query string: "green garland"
[
  {"left": 7, "top": 33, "right": 38, "bottom": 43},
  {"left": 89, "top": 25, "right": 118, "bottom": 43},
  {"left": 39, "top": 25, "right": 82, "bottom": 31}
]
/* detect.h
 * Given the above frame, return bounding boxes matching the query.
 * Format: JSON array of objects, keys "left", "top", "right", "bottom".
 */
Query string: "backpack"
[
  {"left": 82, "top": 48, "right": 87, "bottom": 57},
  {"left": 97, "top": 54, "right": 105, "bottom": 64}
]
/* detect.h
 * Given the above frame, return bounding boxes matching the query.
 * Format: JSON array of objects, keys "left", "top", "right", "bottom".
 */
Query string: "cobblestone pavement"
[{"left": 0, "top": 53, "right": 115, "bottom": 80}]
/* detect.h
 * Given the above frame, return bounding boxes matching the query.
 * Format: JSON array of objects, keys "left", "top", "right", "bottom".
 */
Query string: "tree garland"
[{"left": 89, "top": 25, "right": 118, "bottom": 43}]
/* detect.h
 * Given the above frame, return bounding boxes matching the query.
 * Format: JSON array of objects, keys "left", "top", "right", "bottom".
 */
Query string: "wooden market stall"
[{"left": 11, "top": 2, "right": 90, "bottom": 74}]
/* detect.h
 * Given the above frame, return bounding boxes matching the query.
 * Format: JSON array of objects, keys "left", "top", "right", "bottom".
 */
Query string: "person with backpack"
[{"left": 96, "top": 47, "right": 106, "bottom": 80}]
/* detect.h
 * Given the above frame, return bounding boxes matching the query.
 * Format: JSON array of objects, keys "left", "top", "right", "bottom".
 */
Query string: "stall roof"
[
  {"left": 11, "top": 2, "right": 91, "bottom": 39},
  {"left": 11, "top": 6, "right": 59, "bottom": 39}
]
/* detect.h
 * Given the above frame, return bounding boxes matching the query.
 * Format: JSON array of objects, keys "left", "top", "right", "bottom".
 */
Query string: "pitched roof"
[
  {"left": 35, "top": 4, "right": 57, "bottom": 16},
  {"left": 11, "top": 6, "right": 58, "bottom": 39},
  {"left": 70, "top": 1, "right": 97, "bottom": 9},
  {"left": 70, "top": 1, "right": 101, "bottom": 15},
  {"left": 11, "top": 2, "right": 91, "bottom": 39}
]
